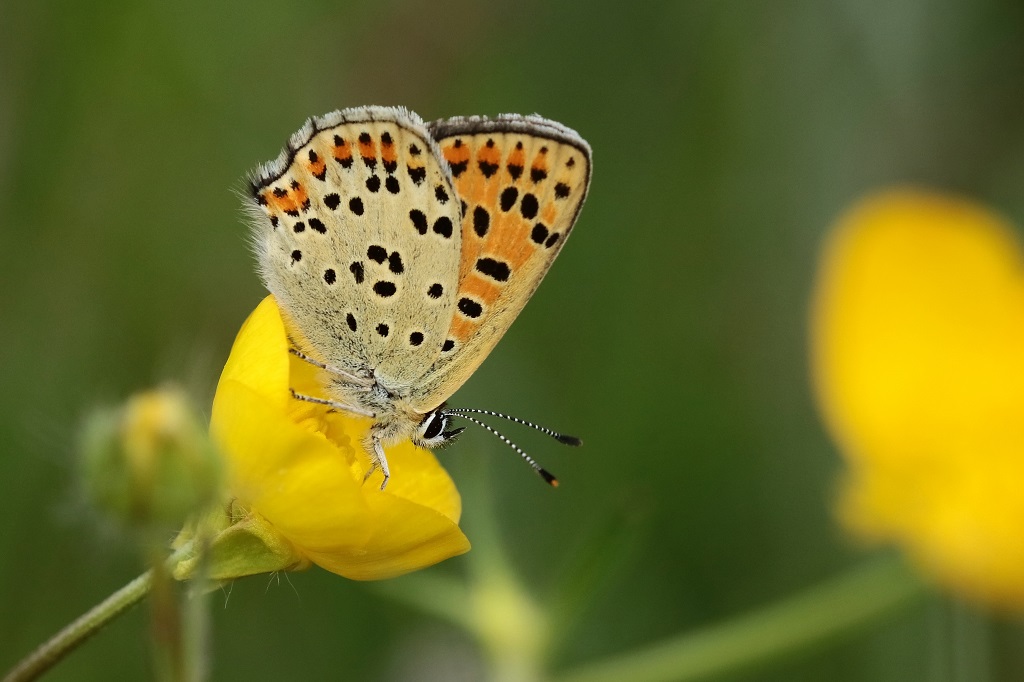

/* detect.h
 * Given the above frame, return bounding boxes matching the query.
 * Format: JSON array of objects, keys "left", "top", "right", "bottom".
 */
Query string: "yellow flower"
[
  {"left": 206, "top": 295, "right": 470, "bottom": 581},
  {"left": 811, "top": 189, "right": 1024, "bottom": 608}
]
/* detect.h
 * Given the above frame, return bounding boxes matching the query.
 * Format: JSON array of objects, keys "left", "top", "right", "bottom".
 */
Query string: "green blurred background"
[{"left": 4, "top": 1, "right": 1024, "bottom": 679}]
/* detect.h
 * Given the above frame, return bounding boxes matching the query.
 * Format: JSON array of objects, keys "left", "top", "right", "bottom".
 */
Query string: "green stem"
[
  {"left": 3, "top": 541, "right": 196, "bottom": 682},
  {"left": 3, "top": 571, "right": 153, "bottom": 682},
  {"left": 554, "top": 556, "right": 926, "bottom": 682}
]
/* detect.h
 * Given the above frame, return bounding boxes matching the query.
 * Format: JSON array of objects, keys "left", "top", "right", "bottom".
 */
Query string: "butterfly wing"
[
  {"left": 247, "top": 106, "right": 463, "bottom": 388},
  {"left": 407, "top": 114, "right": 592, "bottom": 412}
]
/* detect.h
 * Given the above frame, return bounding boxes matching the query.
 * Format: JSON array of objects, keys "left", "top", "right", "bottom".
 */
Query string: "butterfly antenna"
[
  {"left": 445, "top": 412, "right": 559, "bottom": 487},
  {"left": 445, "top": 407, "right": 582, "bottom": 446}
]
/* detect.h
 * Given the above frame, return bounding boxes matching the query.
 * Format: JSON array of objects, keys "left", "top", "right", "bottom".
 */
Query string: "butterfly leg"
[
  {"left": 289, "top": 348, "right": 373, "bottom": 386},
  {"left": 289, "top": 389, "right": 375, "bottom": 417},
  {"left": 367, "top": 433, "right": 391, "bottom": 491}
]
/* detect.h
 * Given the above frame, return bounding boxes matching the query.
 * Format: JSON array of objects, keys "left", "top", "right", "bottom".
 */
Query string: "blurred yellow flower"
[
  {"left": 208, "top": 295, "right": 470, "bottom": 580},
  {"left": 811, "top": 189, "right": 1024, "bottom": 609}
]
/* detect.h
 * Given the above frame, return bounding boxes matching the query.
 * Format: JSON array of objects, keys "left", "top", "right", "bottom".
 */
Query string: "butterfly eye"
[
  {"left": 417, "top": 410, "right": 449, "bottom": 444},
  {"left": 423, "top": 413, "right": 444, "bottom": 440}
]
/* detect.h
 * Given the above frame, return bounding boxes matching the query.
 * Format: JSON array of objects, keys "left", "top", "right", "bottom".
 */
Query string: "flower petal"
[
  {"left": 304, "top": 493, "right": 471, "bottom": 580},
  {"left": 212, "top": 379, "right": 373, "bottom": 549},
  {"left": 217, "top": 295, "right": 291, "bottom": 409}
]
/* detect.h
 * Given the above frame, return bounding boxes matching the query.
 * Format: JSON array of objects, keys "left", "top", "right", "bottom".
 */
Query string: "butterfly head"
[{"left": 413, "top": 407, "right": 466, "bottom": 449}]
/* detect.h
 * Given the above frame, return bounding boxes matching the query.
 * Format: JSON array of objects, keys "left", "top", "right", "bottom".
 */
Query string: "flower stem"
[
  {"left": 554, "top": 556, "right": 926, "bottom": 682},
  {"left": 3, "top": 571, "right": 153, "bottom": 682}
]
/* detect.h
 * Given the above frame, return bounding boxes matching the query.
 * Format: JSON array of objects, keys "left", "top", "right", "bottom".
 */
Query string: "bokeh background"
[{"left": 3, "top": 1, "right": 1024, "bottom": 680}]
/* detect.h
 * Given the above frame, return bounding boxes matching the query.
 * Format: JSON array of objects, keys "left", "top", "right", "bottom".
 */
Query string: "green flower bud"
[{"left": 82, "top": 387, "right": 223, "bottom": 531}]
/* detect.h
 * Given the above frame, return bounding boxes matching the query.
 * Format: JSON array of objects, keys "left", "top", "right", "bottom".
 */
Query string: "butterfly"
[{"left": 246, "top": 106, "right": 591, "bottom": 489}]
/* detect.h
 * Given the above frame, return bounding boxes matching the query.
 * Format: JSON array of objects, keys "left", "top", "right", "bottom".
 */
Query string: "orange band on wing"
[
  {"left": 476, "top": 143, "right": 501, "bottom": 173},
  {"left": 529, "top": 149, "right": 549, "bottom": 181},
  {"left": 332, "top": 137, "right": 353, "bottom": 165},
  {"left": 459, "top": 274, "right": 501, "bottom": 303},
  {"left": 381, "top": 137, "right": 397, "bottom": 167},
  {"left": 449, "top": 316, "right": 476, "bottom": 342},
  {"left": 443, "top": 141, "right": 471, "bottom": 167},
  {"left": 358, "top": 134, "right": 377, "bottom": 164},
  {"left": 263, "top": 187, "right": 299, "bottom": 215},
  {"left": 291, "top": 182, "right": 309, "bottom": 210},
  {"left": 307, "top": 157, "right": 326, "bottom": 179},
  {"left": 505, "top": 144, "right": 525, "bottom": 181}
]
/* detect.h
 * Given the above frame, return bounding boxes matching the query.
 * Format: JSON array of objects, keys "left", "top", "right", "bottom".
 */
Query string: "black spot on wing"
[
  {"left": 478, "top": 160, "right": 499, "bottom": 178},
  {"left": 432, "top": 216, "right": 453, "bottom": 238},
  {"left": 500, "top": 187, "right": 518, "bottom": 212},
  {"left": 473, "top": 206, "right": 490, "bottom": 237},
  {"left": 408, "top": 166, "right": 426, "bottom": 184},
  {"left": 520, "top": 193, "right": 539, "bottom": 219},
  {"left": 373, "top": 281, "right": 397, "bottom": 298},
  {"left": 388, "top": 251, "right": 404, "bottom": 274},
  {"left": 458, "top": 297, "right": 483, "bottom": 319},
  {"left": 475, "top": 257, "right": 510, "bottom": 282},
  {"left": 409, "top": 209, "right": 428, "bottom": 234}
]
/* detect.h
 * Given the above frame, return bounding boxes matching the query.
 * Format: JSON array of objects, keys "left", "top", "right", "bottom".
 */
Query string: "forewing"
[
  {"left": 247, "top": 106, "right": 463, "bottom": 388},
  {"left": 408, "top": 114, "right": 592, "bottom": 411}
]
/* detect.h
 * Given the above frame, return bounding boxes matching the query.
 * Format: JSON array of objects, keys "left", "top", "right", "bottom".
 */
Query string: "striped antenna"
[
  {"left": 445, "top": 411, "right": 559, "bottom": 487},
  {"left": 445, "top": 407, "right": 582, "bottom": 446}
]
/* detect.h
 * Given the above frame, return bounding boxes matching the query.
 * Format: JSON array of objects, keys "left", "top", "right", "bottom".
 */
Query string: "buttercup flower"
[
  {"left": 195, "top": 295, "right": 469, "bottom": 581},
  {"left": 811, "top": 189, "right": 1024, "bottom": 608}
]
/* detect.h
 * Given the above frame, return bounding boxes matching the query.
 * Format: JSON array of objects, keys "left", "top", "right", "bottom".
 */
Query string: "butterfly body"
[{"left": 247, "top": 106, "right": 591, "bottom": 487}]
